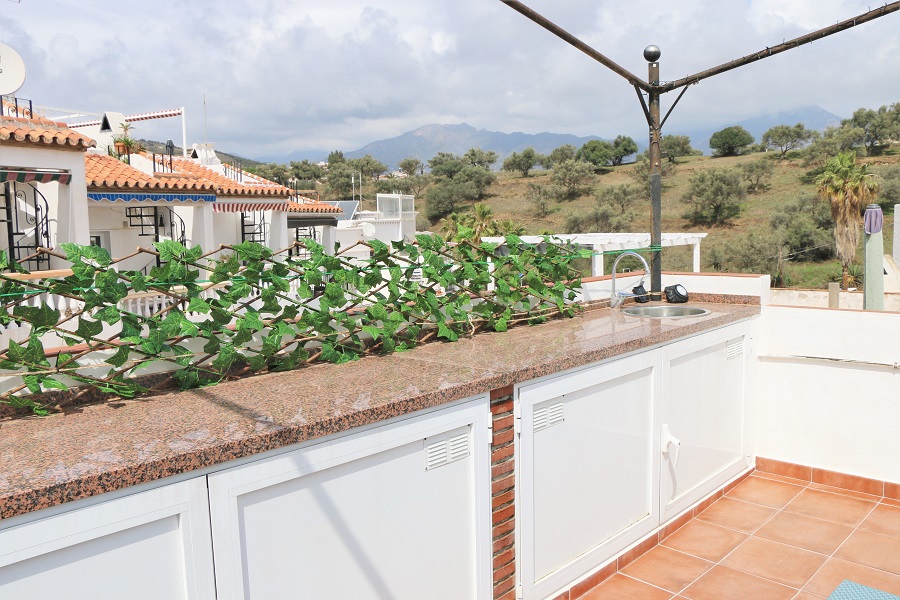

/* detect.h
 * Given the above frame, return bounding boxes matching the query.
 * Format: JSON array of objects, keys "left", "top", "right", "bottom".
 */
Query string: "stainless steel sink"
[{"left": 621, "top": 305, "right": 710, "bottom": 318}]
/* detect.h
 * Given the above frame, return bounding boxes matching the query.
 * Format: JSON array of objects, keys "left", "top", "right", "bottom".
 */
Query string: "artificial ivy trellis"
[{"left": 0, "top": 233, "right": 588, "bottom": 415}]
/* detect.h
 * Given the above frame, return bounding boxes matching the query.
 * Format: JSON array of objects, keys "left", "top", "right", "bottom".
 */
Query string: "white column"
[
  {"left": 693, "top": 241, "right": 701, "bottom": 272},
  {"left": 894, "top": 206, "right": 899, "bottom": 263},
  {"left": 321, "top": 224, "right": 337, "bottom": 256},
  {"left": 591, "top": 245, "right": 604, "bottom": 277},
  {"left": 52, "top": 165, "right": 91, "bottom": 270},
  {"left": 267, "top": 210, "right": 288, "bottom": 258},
  {"left": 191, "top": 203, "right": 215, "bottom": 254}
]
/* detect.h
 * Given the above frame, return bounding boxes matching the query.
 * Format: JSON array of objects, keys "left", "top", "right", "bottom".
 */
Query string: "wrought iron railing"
[{"left": 0, "top": 96, "right": 33, "bottom": 119}]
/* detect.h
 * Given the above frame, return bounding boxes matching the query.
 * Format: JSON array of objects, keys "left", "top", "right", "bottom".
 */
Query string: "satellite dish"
[
  {"left": 361, "top": 222, "right": 377, "bottom": 239},
  {"left": 0, "top": 44, "right": 27, "bottom": 96}
]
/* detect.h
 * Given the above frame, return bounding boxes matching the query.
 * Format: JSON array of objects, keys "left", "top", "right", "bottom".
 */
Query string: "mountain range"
[
  {"left": 671, "top": 105, "right": 843, "bottom": 155},
  {"left": 344, "top": 123, "right": 619, "bottom": 169},
  {"left": 254, "top": 105, "right": 844, "bottom": 168}
]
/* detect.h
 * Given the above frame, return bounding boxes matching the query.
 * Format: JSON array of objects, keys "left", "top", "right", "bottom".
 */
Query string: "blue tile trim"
[{"left": 88, "top": 192, "right": 216, "bottom": 203}]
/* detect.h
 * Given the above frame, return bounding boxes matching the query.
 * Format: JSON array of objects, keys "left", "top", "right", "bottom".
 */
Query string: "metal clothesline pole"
[{"left": 498, "top": 0, "right": 900, "bottom": 300}]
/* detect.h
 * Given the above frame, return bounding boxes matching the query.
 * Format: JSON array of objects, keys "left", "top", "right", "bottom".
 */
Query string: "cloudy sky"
[{"left": 4, "top": 0, "right": 898, "bottom": 160}]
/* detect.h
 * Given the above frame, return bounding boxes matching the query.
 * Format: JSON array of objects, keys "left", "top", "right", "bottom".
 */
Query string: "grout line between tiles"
[
  {"left": 617, "top": 571, "right": 678, "bottom": 597},
  {"left": 791, "top": 485, "right": 883, "bottom": 595},
  {"left": 670, "top": 475, "right": 811, "bottom": 598}
]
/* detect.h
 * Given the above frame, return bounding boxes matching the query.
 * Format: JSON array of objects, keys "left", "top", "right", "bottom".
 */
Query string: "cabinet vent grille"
[
  {"left": 534, "top": 402, "right": 564, "bottom": 432},
  {"left": 726, "top": 338, "right": 743, "bottom": 360},
  {"left": 425, "top": 430, "right": 470, "bottom": 470}
]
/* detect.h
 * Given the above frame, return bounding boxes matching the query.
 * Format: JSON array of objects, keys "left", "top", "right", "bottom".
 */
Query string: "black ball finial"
[{"left": 643, "top": 45, "right": 661, "bottom": 62}]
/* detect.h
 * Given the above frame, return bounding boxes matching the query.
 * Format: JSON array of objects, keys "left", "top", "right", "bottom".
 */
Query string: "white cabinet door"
[
  {"left": 659, "top": 323, "right": 751, "bottom": 522},
  {"left": 0, "top": 477, "right": 215, "bottom": 600},
  {"left": 207, "top": 396, "right": 492, "bottom": 600},
  {"left": 518, "top": 351, "right": 659, "bottom": 600}
]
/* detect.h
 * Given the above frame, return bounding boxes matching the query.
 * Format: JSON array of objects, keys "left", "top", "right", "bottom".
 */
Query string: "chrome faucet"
[{"left": 610, "top": 251, "right": 650, "bottom": 308}]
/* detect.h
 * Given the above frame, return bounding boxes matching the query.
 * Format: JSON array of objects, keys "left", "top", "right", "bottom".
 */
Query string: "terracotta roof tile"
[
  {"left": 0, "top": 115, "right": 96, "bottom": 151},
  {"left": 151, "top": 155, "right": 293, "bottom": 197},
  {"left": 285, "top": 199, "right": 343, "bottom": 214},
  {"left": 84, "top": 154, "right": 216, "bottom": 192}
]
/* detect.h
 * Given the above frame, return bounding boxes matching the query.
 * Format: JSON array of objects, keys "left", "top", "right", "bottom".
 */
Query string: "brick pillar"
[{"left": 491, "top": 385, "right": 516, "bottom": 600}]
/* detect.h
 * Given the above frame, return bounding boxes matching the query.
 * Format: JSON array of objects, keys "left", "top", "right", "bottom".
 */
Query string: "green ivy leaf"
[
  {"left": 141, "top": 328, "right": 165, "bottom": 355},
  {"left": 212, "top": 343, "right": 239, "bottom": 372},
  {"left": 107, "top": 345, "right": 131, "bottom": 368},
  {"left": 12, "top": 304, "right": 60, "bottom": 330},
  {"left": 154, "top": 239, "right": 186, "bottom": 262},
  {"left": 76, "top": 317, "right": 103, "bottom": 342},
  {"left": 173, "top": 367, "right": 200, "bottom": 390},
  {"left": 40, "top": 376, "right": 70, "bottom": 392},
  {"left": 95, "top": 305, "right": 121, "bottom": 325},
  {"left": 170, "top": 344, "right": 194, "bottom": 367},
  {"left": 437, "top": 321, "right": 459, "bottom": 342},
  {"left": 22, "top": 374, "right": 43, "bottom": 393}
]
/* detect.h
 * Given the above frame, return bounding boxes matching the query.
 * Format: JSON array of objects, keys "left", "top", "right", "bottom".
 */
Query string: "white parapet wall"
[
  {"left": 770, "top": 289, "right": 900, "bottom": 312},
  {"left": 754, "top": 304, "right": 900, "bottom": 483},
  {"left": 895, "top": 204, "right": 899, "bottom": 263},
  {"left": 580, "top": 271, "right": 770, "bottom": 304}
]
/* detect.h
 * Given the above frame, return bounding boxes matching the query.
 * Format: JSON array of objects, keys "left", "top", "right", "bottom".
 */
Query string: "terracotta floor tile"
[
  {"left": 785, "top": 488, "right": 877, "bottom": 527},
  {"left": 726, "top": 475, "right": 805, "bottom": 509},
  {"left": 661, "top": 520, "right": 748, "bottom": 562},
  {"left": 793, "top": 593, "right": 825, "bottom": 599},
  {"left": 579, "top": 574, "right": 671, "bottom": 600},
  {"left": 860, "top": 503, "right": 900, "bottom": 539},
  {"left": 696, "top": 496, "right": 777, "bottom": 534},
  {"left": 756, "top": 511, "right": 854, "bottom": 555},
  {"left": 681, "top": 565, "right": 796, "bottom": 600},
  {"left": 620, "top": 545, "right": 713, "bottom": 593},
  {"left": 834, "top": 529, "right": 900, "bottom": 575},
  {"left": 803, "top": 558, "right": 900, "bottom": 597},
  {"left": 721, "top": 537, "right": 827, "bottom": 588}
]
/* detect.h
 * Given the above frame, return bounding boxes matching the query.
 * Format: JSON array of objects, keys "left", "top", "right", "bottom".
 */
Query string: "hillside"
[
  {"left": 673, "top": 106, "right": 842, "bottom": 155},
  {"left": 345, "top": 123, "right": 616, "bottom": 170},
  {"left": 428, "top": 149, "right": 898, "bottom": 288},
  {"left": 138, "top": 139, "right": 264, "bottom": 169}
]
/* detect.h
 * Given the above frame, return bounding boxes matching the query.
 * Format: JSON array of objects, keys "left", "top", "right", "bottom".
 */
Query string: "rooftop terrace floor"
[{"left": 581, "top": 471, "right": 900, "bottom": 600}]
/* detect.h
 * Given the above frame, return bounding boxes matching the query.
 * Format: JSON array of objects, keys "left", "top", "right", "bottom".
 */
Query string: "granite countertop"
[{"left": 0, "top": 301, "right": 759, "bottom": 520}]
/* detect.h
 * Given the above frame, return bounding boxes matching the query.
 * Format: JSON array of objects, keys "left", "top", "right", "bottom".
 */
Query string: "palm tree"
[
  {"left": 438, "top": 212, "right": 466, "bottom": 239},
  {"left": 468, "top": 203, "right": 501, "bottom": 242},
  {"left": 815, "top": 151, "right": 878, "bottom": 289}
]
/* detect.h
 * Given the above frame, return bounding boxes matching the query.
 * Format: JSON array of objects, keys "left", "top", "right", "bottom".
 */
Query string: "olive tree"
[
  {"left": 659, "top": 135, "right": 695, "bottom": 163},
  {"left": 709, "top": 126, "right": 754, "bottom": 157},
  {"left": 681, "top": 168, "right": 745, "bottom": 225},
  {"left": 761, "top": 123, "right": 818, "bottom": 157},
  {"left": 502, "top": 147, "right": 542, "bottom": 177}
]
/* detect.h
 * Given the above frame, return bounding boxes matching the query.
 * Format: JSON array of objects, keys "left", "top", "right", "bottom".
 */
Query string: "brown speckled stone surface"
[{"left": 0, "top": 301, "right": 758, "bottom": 520}]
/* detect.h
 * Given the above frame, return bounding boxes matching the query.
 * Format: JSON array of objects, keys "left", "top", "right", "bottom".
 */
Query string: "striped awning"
[
  {"left": 212, "top": 202, "right": 287, "bottom": 213},
  {"left": 0, "top": 169, "right": 71, "bottom": 185},
  {"left": 88, "top": 192, "right": 216, "bottom": 203}
]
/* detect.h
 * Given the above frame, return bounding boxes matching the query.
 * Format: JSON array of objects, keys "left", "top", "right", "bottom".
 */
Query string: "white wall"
[
  {"left": 894, "top": 205, "right": 899, "bottom": 263},
  {"left": 755, "top": 305, "right": 900, "bottom": 482},
  {"left": 212, "top": 212, "right": 241, "bottom": 248},
  {"left": 770, "top": 289, "right": 900, "bottom": 311},
  {"left": 580, "top": 272, "right": 770, "bottom": 303}
]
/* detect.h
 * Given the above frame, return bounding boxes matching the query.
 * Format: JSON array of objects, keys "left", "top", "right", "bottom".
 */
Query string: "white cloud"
[{"left": 2, "top": 0, "right": 897, "bottom": 159}]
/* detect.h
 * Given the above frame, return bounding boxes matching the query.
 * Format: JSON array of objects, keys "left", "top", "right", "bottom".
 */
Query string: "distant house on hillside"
[
  {"left": 0, "top": 113, "right": 95, "bottom": 271},
  {"left": 1, "top": 103, "right": 343, "bottom": 272}
]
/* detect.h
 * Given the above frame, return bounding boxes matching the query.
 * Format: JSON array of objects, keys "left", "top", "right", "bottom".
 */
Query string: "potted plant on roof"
[{"left": 113, "top": 122, "right": 143, "bottom": 159}]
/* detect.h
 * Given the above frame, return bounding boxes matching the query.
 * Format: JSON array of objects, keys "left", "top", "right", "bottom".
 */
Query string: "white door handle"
[{"left": 661, "top": 424, "right": 682, "bottom": 468}]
